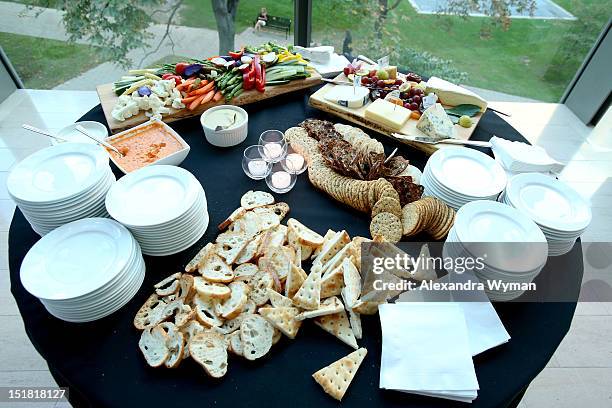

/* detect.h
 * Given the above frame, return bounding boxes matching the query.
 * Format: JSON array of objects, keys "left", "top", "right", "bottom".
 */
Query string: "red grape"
[
  {"left": 410, "top": 102, "right": 419, "bottom": 110},
  {"left": 343, "top": 67, "right": 351, "bottom": 76},
  {"left": 394, "top": 79, "right": 403, "bottom": 85},
  {"left": 403, "top": 102, "right": 411, "bottom": 109},
  {"left": 376, "top": 80, "right": 386, "bottom": 88},
  {"left": 412, "top": 95, "right": 421, "bottom": 104},
  {"left": 414, "top": 88, "right": 424, "bottom": 96},
  {"left": 361, "top": 77, "right": 370, "bottom": 85},
  {"left": 372, "top": 76, "right": 379, "bottom": 82},
  {"left": 369, "top": 70, "right": 377, "bottom": 77}
]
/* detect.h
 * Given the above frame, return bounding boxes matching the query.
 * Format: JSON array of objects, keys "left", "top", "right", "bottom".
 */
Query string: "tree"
[
  {"left": 438, "top": 0, "right": 536, "bottom": 31},
  {"left": 212, "top": 0, "right": 239, "bottom": 55}
]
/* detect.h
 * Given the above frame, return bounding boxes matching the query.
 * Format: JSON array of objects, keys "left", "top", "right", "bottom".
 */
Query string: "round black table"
[{"left": 9, "top": 87, "right": 581, "bottom": 408}]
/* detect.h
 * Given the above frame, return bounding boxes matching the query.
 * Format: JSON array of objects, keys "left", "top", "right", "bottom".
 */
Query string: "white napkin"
[
  {"left": 309, "top": 53, "right": 350, "bottom": 77},
  {"left": 379, "top": 303, "right": 479, "bottom": 402},
  {"left": 490, "top": 136, "right": 563, "bottom": 174}
]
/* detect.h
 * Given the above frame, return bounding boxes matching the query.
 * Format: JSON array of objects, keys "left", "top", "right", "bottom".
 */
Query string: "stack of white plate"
[
  {"left": 443, "top": 200, "right": 548, "bottom": 301},
  {"left": 20, "top": 218, "right": 145, "bottom": 323},
  {"left": 422, "top": 148, "right": 507, "bottom": 210},
  {"left": 105, "top": 165, "right": 208, "bottom": 256},
  {"left": 501, "top": 173, "right": 591, "bottom": 257},
  {"left": 6, "top": 143, "right": 114, "bottom": 236}
]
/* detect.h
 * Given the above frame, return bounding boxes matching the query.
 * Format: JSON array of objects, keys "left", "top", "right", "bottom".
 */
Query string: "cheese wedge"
[
  {"left": 364, "top": 98, "right": 411, "bottom": 131},
  {"left": 416, "top": 103, "right": 456, "bottom": 140},
  {"left": 426, "top": 76, "right": 487, "bottom": 112},
  {"left": 325, "top": 86, "right": 370, "bottom": 109}
]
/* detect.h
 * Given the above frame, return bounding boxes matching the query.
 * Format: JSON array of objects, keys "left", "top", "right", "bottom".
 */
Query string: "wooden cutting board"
[
  {"left": 309, "top": 74, "right": 482, "bottom": 155},
  {"left": 97, "top": 72, "right": 322, "bottom": 134}
]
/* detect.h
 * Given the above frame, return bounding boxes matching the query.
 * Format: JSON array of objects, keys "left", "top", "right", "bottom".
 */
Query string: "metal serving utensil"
[
  {"left": 215, "top": 113, "right": 237, "bottom": 131},
  {"left": 392, "top": 133, "right": 492, "bottom": 148},
  {"left": 22, "top": 124, "right": 68, "bottom": 143},
  {"left": 75, "top": 125, "right": 125, "bottom": 157}
]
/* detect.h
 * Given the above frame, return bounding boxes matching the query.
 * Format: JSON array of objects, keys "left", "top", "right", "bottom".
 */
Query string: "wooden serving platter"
[
  {"left": 98, "top": 72, "right": 322, "bottom": 133},
  {"left": 309, "top": 73, "right": 483, "bottom": 155}
]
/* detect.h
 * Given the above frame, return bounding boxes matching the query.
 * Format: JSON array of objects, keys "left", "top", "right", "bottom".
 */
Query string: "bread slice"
[
  {"left": 154, "top": 272, "right": 181, "bottom": 297},
  {"left": 228, "top": 330, "right": 243, "bottom": 356},
  {"left": 292, "top": 267, "right": 322, "bottom": 310},
  {"left": 193, "top": 277, "right": 231, "bottom": 300},
  {"left": 216, "top": 281, "right": 249, "bottom": 320},
  {"left": 217, "top": 313, "right": 246, "bottom": 335},
  {"left": 229, "top": 211, "right": 261, "bottom": 238},
  {"left": 179, "top": 319, "right": 205, "bottom": 359},
  {"left": 175, "top": 274, "right": 195, "bottom": 303},
  {"left": 312, "top": 230, "right": 350, "bottom": 267},
  {"left": 162, "top": 301, "right": 195, "bottom": 328},
  {"left": 287, "top": 227, "right": 313, "bottom": 261},
  {"left": 253, "top": 202, "right": 290, "bottom": 221},
  {"left": 233, "top": 262, "right": 259, "bottom": 282},
  {"left": 267, "top": 288, "right": 293, "bottom": 308},
  {"left": 218, "top": 207, "right": 246, "bottom": 230},
  {"left": 242, "top": 300, "right": 256, "bottom": 314},
  {"left": 241, "top": 190, "right": 274, "bottom": 210},
  {"left": 157, "top": 322, "right": 185, "bottom": 369},
  {"left": 285, "top": 263, "right": 307, "bottom": 299},
  {"left": 198, "top": 252, "right": 235, "bottom": 283},
  {"left": 259, "top": 307, "right": 302, "bottom": 339},
  {"left": 314, "top": 310, "right": 358, "bottom": 349},
  {"left": 320, "top": 264, "right": 344, "bottom": 298},
  {"left": 254, "top": 208, "right": 281, "bottom": 231},
  {"left": 193, "top": 295, "right": 224, "bottom": 328},
  {"left": 215, "top": 232, "right": 249, "bottom": 265},
  {"left": 184, "top": 242, "right": 215, "bottom": 273},
  {"left": 138, "top": 325, "right": 169, "bottom": 368},
  {"left": 234, "top": 236, "right": 260, "bottom": 265},
  {"left": 240, "top": 315, "right": 274, "bottom": 360},
  {"left": 259, "top": 246, "right": 291, "bottom": 281},
  {"left": 296, "top": 296, "right": 344, "bottom": 321},
  {"left": 312, "top": 348, "right": 367, "bottom": 401},
  {"left": 189, "top": 330, "right": 228, "bottom": 378},
  {"left": 287, "top": 218, "right": 324, "bottom": 246},
  {"left": 134, "top": 294, "right": 168, "bottom": 330},
  {"left": 248, "top": 270, "right": 274, "bottom": 306}
]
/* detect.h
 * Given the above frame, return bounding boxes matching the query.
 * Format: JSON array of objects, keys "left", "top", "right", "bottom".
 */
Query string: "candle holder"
[
  {"left": 242, "top": 145, "right": 272, "bottom": 180},
  {"left": 258, "top": 130, "right": 287, "bottom": 163},
  {"left": 265, "top": 162, "right": 296, "bottom": 194},
  {"left": 280, "top": 144, "right": 307, "bottom": 175}
]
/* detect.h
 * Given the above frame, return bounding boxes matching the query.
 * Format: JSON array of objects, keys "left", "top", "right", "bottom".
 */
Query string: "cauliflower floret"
[
  {"left": 171, "top": 98, "right": 185, "bottom": 110},
  {"left": 151, "top": 81, "right": 169, "bottom": 98},
  {"left": 117, "top": 95, "right": 131, "bottom": 105}
]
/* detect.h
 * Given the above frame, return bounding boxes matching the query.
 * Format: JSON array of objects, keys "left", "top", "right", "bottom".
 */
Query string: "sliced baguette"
[
  {"left": 179, "top": 320, "right": 205, "bottom": 359},
  {"left": 185, "top": 242, "right": 215, "bottom": 273},
  {"left": 193, "top": 295, "right": 224, "bottom": 328},
  {"left": 215, "top": 232, "right": 249, "bottom": 265},
  {"left": 138, "top": 325, "right": 169, "bottom": 368},
  {"left": 193, "top": 277, "right": 231, "bottom": 300},
  {"left": 218, "top": 207, "right": 246, "bottom": 230},
  {"left": 198, "top": 252, "right": 235, "bottom": 283},
  {"left": 228, "top": 330, "right": 244, "bottom": 356},
  {"left": 241, "top": 190, "right": 274, "bottom": 210},
  {"left": 157, "top": 322, "right": 185, "bottom": 369},
  {"left": 189, "top": 331, "right": 228, "bottom": 378},
  {"left": 216, "top": 281, "right": 249, "bottom": 320},
  {"left": 234, "top": 236, "right": 261, "bottom": 265},
  {"left": 287, "top": 218, "right": 324, "bottom": 246},
  {"left": 240, "top": 315, "right": 274, "bottom": 360},
  {"left": 248, "top": 270, "right": 274, "bottom": 306},
  {"left": 233, "top": 262, "right": 259, "bottom": 282},
  {"left": 253, "top": 202, "right": 290, "bottom": 221},
  {"left": 154, "top": 272, "right": 181, "bottom": 297},
  {"left": 134, "top": 294, "right": 168, "bottom": 330}
]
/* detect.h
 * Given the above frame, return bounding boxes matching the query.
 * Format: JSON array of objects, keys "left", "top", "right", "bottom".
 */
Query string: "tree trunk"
[{"left": 212, "top": 0, "right": 239, "bottom": 55}]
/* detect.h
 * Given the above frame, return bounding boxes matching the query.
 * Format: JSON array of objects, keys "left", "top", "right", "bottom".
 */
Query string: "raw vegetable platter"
[
  {"left": 309, "top": 70, "right": 484, "bottom": 155},
  {"left": 97, "top": 43, "right": 322, "bottom": 133}
]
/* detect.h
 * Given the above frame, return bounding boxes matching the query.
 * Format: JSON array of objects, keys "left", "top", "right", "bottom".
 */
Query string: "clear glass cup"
[
  {"left": 242, "top": 145, "right": 272, "bottom": 180},
  {"left": 280, "top": 144, "right": 307, "bottom": 175},
  {"left": 258, "top": 130, "right": 287, "bottom": 163},
  {"left": 265, "top": 162, "right": 296, "bottom": 194}
]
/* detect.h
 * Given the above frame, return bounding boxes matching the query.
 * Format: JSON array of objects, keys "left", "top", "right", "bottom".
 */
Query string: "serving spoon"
[
  {"left": 392, "top": 133, "right": 492, "bottom": 148},
  {"left": 215, "top": 113, "right": 237, "bottom": 131},
  {"left": 75, "top": 125, "right": 125, "bottom": 157},
  {"left": 22, "top": 124, "right": 68, "bottom": 143}
]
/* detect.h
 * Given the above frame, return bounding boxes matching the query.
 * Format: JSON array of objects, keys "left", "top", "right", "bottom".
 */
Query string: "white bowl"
[
  {"left": 200, "top": 105, "right": 248, "bottom": 147},
  {"left": 53, "top": 121, "right": 108, "bottom": 145},
  {"left": 104, "top": 120, "right": 190, "bottom": 174}
]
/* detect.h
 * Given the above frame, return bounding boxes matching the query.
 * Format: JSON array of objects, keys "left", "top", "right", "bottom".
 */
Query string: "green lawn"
[
  {"left": 179, "top": 0, "right": 609, "bottom": 102},
  {"left": 0, "top": 32, "right": 108, "bottom": 89}
]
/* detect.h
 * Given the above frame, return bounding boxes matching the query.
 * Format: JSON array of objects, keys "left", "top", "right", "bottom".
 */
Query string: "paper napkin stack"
[
  {"left": 490, "top": 136, "right": 563, "bottom": 176},
  {"left": 379, "top": 283, "right": 510, "bottom": 403}
]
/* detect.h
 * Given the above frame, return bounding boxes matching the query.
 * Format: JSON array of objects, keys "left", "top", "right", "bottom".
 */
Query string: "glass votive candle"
[
  {"left": 265, "top": 162, "right": 296, "bottom": 194},
  {"left": 280, "top": 144, "right": 307, "bottom": 175},
  {"left": 259, "top": 130, "right": 287, "bottom": 163},
  {"left": 242, "top": 145, "right": 272, "bottom": 180}
]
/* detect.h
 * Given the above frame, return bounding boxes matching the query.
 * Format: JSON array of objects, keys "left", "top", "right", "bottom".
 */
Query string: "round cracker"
[
  {"left": 370, "top": 212, "right": 402, "bottom": 243},
  {"left": 372, "top": 197, "right": 402, "bottom": 219}
]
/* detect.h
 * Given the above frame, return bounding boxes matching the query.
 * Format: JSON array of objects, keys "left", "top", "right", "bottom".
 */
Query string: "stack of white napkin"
[
  {"left": 380, "top": 278, "right": 510, "bottom": 403},
  {"left": 490, "top": 136, "right": 563, "bottom": 176}
]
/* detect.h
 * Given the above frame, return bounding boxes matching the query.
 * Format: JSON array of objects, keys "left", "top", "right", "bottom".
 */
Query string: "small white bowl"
[
  {"left": 104, "top": 120, "right": 190, "bottom": 174},
  {"left": 53, "top": 121, "right": 108, "bottom": 145},
  {"left": 200, "top": 105, "right": 248, "bottom": 147}
]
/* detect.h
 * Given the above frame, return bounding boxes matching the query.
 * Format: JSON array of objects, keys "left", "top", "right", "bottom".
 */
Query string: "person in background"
[{"left": 254, "top": 7, "right": 268, "bottom": 32}]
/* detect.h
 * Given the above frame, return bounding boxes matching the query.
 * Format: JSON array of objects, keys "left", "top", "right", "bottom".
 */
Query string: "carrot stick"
[
  {"left": 212, "top": 90, "right": 223, "bottom": 101},
  {"left": 181, "top": 95, "right": 199, "bottom": 104},
  {"left": 188, "top": 95, "right": 205, "bottom": 110},
  {"left": 175, "top": 78, "right": 195, "bottom": 91},
  {"left": 200, "top": 90, "right": 215, "bottom": 105},
  {"left": 189, "top": 81, "right": 215, "bottom": 96}
]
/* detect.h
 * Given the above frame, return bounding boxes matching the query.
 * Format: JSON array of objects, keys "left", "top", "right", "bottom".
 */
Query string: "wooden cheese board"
[
  {"left": 97, "top": 72, "right": 322, "bottom": 134},
  {"left": 309, "top": 73, "right": 483, "bottom": 155}
]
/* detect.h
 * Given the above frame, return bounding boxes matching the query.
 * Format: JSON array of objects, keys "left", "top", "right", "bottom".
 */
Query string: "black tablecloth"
[{"left": 9, "top": 87, "right": 581, "bottom": 408}]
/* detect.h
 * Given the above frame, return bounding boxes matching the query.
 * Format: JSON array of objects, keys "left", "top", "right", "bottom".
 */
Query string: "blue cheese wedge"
[
  {"left": 324, "top": 86, "right": 370, "bottom": 108},
  {"left": 426, "top": 76, "right": 487, "bottom": 112},
  {"left": 416, "top": 103, "right": 456, "bottom": 140},
  {"left": 364, "top": 98, "right": 411, "bottom": 131}
]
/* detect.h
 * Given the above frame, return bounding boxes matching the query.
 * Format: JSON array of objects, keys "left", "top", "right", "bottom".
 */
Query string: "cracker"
[
  {"left": 267, "top": 288, "right": 293, "bottom": 308},
  {"left": 369, "top": 212, "right": 402, "bottom": 243},
  {"left": 312, "top": 348, "right": 367, "bottom": 401},
  {"left": 314, "top": 310, "right": 358, "bottom": 349},
  {"left": 372, "top": 196, "right": 402, "bottom": 219},
  {"left": 296, "top": 296, "right": 344, "bottom": 321},
  {"left": 292, "top": 267, "right": 322, "bottom": 310},
  {"left": 320, "top": 264, "right": 344, "bottom": 298},
  {"left": 259, "top": 306, "right": 302, "bottom": 339},
  {"left": 285, "top": 263, "right": 307, "bottom": 299}
]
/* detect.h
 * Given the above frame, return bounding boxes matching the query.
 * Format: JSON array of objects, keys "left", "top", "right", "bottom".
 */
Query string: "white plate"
[
  {"left": 428, "top": 148, "right": 507, "bottom": 198},
  {"left": 7, "top": 143, "right": 109, "bottom": 204},
  {"left": 105, "top": 165, "right": 202, "bottom": 227},
  {"left": 505, "top": 173, "right": 591, "bottom": 233},
  {"left": 54, "top": 121, "right": 108, "bottom": 145},
  {"left": 140, "top": 217, "right": 208, "bottom": 256},
  {"left": 21, "top": 218, "right": 134, "bottom": 300}
]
